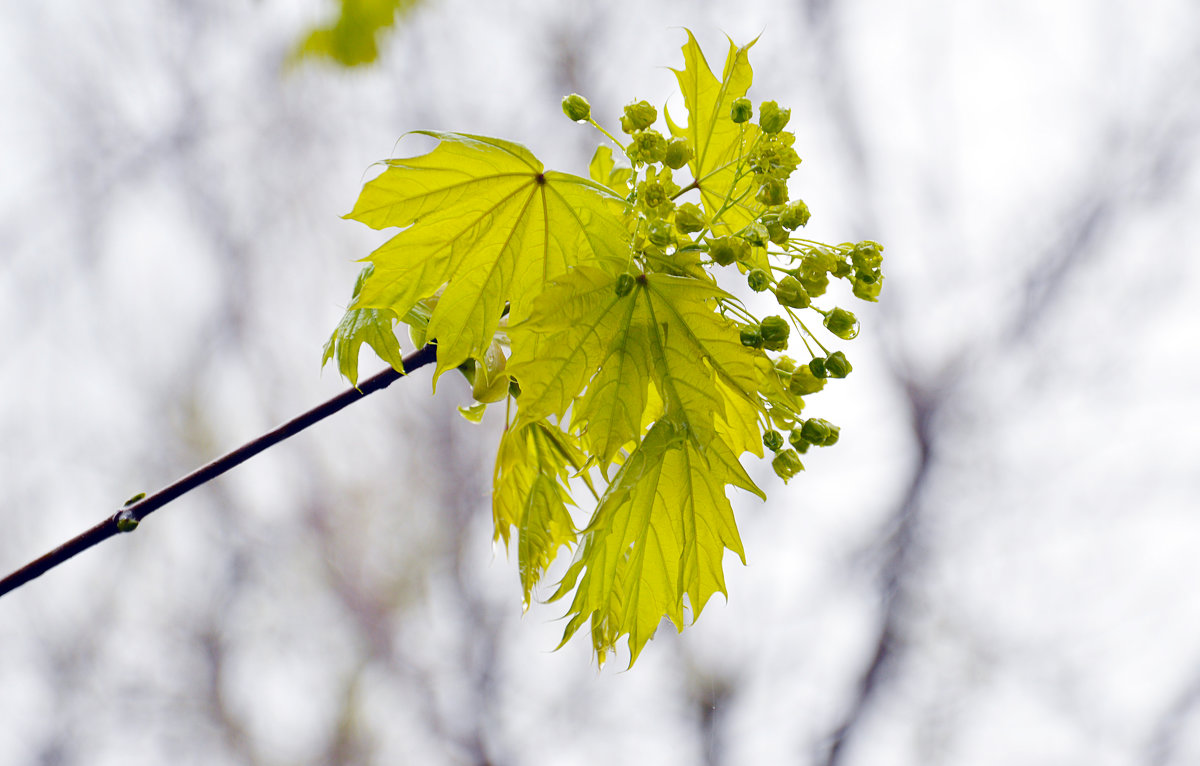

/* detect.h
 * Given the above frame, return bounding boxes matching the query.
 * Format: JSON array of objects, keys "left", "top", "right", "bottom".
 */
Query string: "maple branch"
[{"left": 0, "top": 344, "right": 437, "bottom": 600}]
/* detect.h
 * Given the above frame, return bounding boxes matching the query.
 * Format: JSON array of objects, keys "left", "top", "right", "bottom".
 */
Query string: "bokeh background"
[{"left": 2, "top": 1, "right": 1199, "bottom": 764}]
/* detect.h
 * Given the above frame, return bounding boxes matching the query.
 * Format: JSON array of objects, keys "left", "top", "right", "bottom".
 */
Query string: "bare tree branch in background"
[
  {"left": 1147, "top": 665, "right": 1200, "bottom": 766},
  {"left": 682, "top": 654, "right": 739, "bottom": 766},
  {"left": 821, "top": 369, "right": 946, "bottom": 766}
]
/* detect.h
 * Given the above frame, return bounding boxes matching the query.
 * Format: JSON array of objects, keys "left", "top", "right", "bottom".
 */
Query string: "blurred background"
[{"left": 1, "top": 0, "right": 1198, "bottom": 764}]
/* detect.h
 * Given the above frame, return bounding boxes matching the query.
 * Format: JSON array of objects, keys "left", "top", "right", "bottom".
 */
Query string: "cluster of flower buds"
[
  {"left": 621, "top": 100, "right": 694, "bottom": 171},
  {"left": 750, "top": 354, "right": 828, "bottom": 481},
  {"left": 759, "top": 405, "right": 843, "bottom": 481},
  {"left": 759, "top": 414, "right": 843, "bottom": 482},
  {"left": 562, "top": 87, "right": 883, "bottom": 485},
  {"left": 759, "top": 426, "right": 803, "bottom": 481},
  {"left": 713, "top": 100, "right": 876, "bottom": 481},
  {"left": 561, "top": 97, "right": 698, "bottom": 275}
]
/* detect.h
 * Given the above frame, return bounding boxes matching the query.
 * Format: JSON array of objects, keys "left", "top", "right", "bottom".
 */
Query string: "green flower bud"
[
  {"left": 788, "top": 364, "right": 826, "bottom": 395},
  {"left": 766, "top": 220, "right": 789, "bottom": 246},
  {"left": 774, "top": 275, "right": 810, "bottom": 308},
  {"left": 831, "top": 258, "right": 853, "bottom": 279},
  {"left": 730, "top": 237, "right": 751, "bottom": 264},
  {"left": 799, "top": 417, "right": 832, "bottom": 445},
  {"left": 801, "top": 417, "right": 840, "bottom": 446},
  {"left": 824, "top": 350, "right": 852, "bottom": 378},
  {"left": 809, "top": 249, "right": 839, "bottom": 272},
  {"left": 674, "top": 202, "right": 706, "bottom": 234},
  {"left": 756, "top": 179, "right": 789, "bottom": 207},
  {"left": 747, "top": 268, "right": 772, "bottom": 293},
  {"left": 822, "top": 422, "right": 841, "bottom": 446},
  {"left": 788, "top": 428, "right": 808, "bottom": 451},
  {"left": 615, "top": 273, "right": 636, "bottom": 297},
  {"left": 772, "top": 449, "right": 805, "bottom": 482},
  {"left": 731, "top": 97, "right": 753, "bottom": 123},
  {"left": 808, "top": 357, "right": 828, "bottom": 378},
  {"left": 763, "top": 429, "right": 785, "bottom": 452},
  {"left": 750, "top": 139, "right": 802, "bottom": 179},
  {"left": 664, "top": 139, "right": 693, "bottom": 169},
  {"left": 796, "top": 258, "right": 830, "bottom": 298},
  {"left": 621, "top": 100, "right": 658, "bottom": 133},
  {"left": 807, "top": 419, "right": 838, "bottom": 446},
  {"left": 823, "top": 307, "right": 859, "bottom": 339},
  {"left": 740, "top": 325, "right": 764, "bottom": 349},
  {"left": 853, "top": 277, "right": 883, "bottom": 302},
  {"left": 759, "top": 101, "right": 791, "bottom": 134},
  {"left": 643, "top": 189, "right": 672, "bottom": 216},
  {"left": 851, "top": 241, "right": 884, "bottom": 271},
  {"left": 780, "top": 200, "right": 811, "bottom": 230},
  {"left": 760, "top": 315, "right": 790, "bottom": 351},
  {"left": 562, "top": 93, "right": 592, "bottom": 122},
  {"left": 632, "top": 130, "right": 668, "bottom": 164},
  {"left": 774, "top": 355, "right": 797, "bottom": 373},
  {"left": 116, "top": 511, "right": 139, "bottom": 533},
  {"left": 798, "top": 272, "right": 829, "bottom": 298},
  {"left": 738, "top": 222, "right": 770, "bottom": 247},
  {"left": 709, "top": 236, "right": 737, "bottom": 266},
  {"left": 646, "top": 219, "right": 674, "bottom": 247}
]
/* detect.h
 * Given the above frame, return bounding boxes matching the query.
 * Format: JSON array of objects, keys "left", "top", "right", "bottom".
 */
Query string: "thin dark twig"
[{"left": 0, "top": 344, "right": 437, "bottom": 599}]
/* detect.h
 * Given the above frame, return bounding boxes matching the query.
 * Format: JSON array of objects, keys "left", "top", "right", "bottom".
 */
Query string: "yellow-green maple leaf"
[
  {"left": 639, "top": 273, "right": 764, "bottom": 438},
  {"left": 588, "top": 145, "right": 634, "bottom": 196},
  {"left": 322, "top": 265, "right": 407, "bottom": 385},
  {"left": 493, "top": 420, "right": 585, "bottom": 605},
  {"left": 508, "top": 267, "right": 765, "bottom": 469},
  {"left": 347, "top": 132, "right": 630, "bottom": 380},
  {"left": 667, "top": 31, "right": 762, "bottom": 235},
  {"left": 715, "top": 376, "right": 765, "bottom": 459},
  {"left": 552, "top": 418, "right": 763, "bottom": 666},
  {"left": 322, "top": 307, "right": 404, "bottom": 386},
  {"left": 291, "top": 0, "right": 421, "bottom": 67}
]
